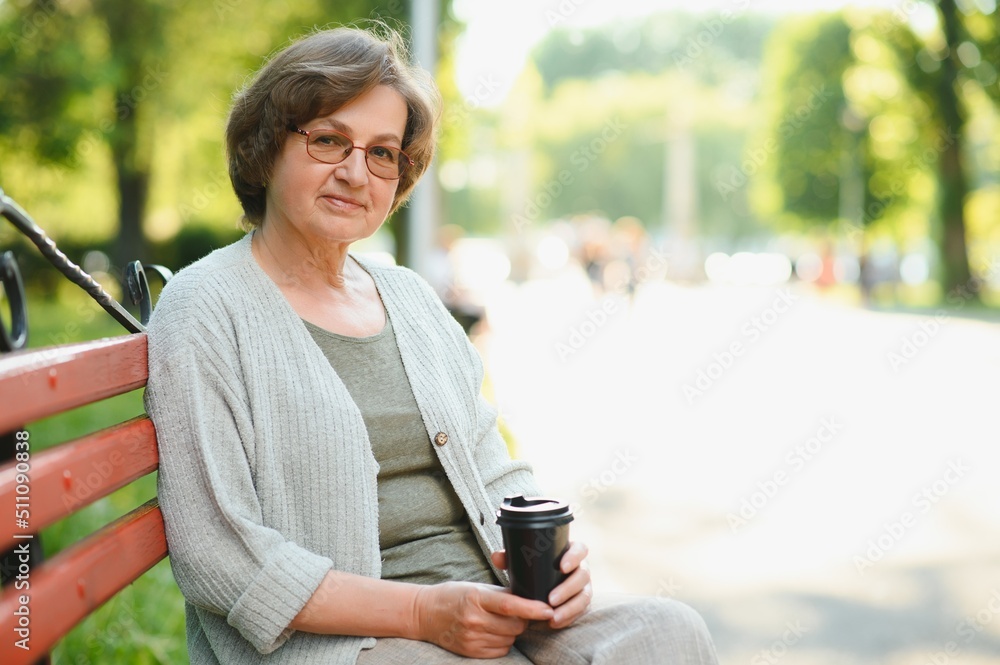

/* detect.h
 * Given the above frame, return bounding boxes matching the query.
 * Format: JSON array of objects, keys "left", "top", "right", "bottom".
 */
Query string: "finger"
[
  {"left": 480, "top": 588, "right": 554, "bottom": 621},
  {"left": 549, "top": 563, "right": 591, "bottom": 607},
  {"left": 549, "top": 583, "right": 593, "bottom": 629},
  {"left": 480, "top": 614, "right": 530, "bottom": 638},
  {"left": 558, "top": 541, "right": 589, "bottom": 574},
  {"left": 490, "top": 550, "right": 507, "bottom": 570},
  {"left": 475, "top": 641, "right": 517, "bottom": 659}
]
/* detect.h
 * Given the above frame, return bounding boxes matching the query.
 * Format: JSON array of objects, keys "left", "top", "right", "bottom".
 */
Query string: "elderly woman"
[{"left": 145, "top": 25, "right": 719, "bottom": 665}]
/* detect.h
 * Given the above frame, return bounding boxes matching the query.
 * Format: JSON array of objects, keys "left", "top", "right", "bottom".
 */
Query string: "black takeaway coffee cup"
[{"left": 496, "top": 494, "right": 574, "bottom": 602}]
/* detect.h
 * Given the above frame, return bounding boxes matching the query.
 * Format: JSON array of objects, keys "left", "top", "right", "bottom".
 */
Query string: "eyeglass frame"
[{"left": 287, "top": 124, "right": 414, "bottom": 180}]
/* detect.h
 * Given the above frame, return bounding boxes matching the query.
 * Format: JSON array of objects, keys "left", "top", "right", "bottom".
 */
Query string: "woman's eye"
[
  {"left": 314, "top": 135, "right": 340, "bottom": 147},
  {"left": 369, "top": 146, "right": 396, "bottom": 162}
]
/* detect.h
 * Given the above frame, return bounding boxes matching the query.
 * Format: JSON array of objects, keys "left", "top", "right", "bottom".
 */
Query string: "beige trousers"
[{"left": 354, "top": 595, "right": 720, "bottom": 664}]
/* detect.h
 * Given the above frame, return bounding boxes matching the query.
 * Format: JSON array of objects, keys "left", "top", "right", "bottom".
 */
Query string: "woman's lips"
[{"left": 321, "top": 194, "right": 365, "bottom": 210}]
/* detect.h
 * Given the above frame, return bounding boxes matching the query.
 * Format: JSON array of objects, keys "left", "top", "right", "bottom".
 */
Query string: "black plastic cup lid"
[{"left": 496, "top": 494, "right": 574, "bottom": 528}]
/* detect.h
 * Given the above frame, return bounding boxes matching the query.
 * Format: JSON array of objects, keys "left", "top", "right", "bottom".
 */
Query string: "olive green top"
[{"left": 303, "top": 314, "right": 498, "bottom": 586}]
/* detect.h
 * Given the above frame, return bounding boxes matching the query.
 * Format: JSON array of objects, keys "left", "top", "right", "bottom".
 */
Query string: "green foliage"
[
  {"left": 753, "top": 13, "right": 852, "bottom": 227},
  {"left": 532, "top": 12, "right": 773, "bottom": 91},
  {"left": 0, "top": 0, "right": 435, "bottom": 260},
  {"left": 149, "top": 223, "right": 245, "bottom": 273},
  {"left": 751, "top": 8, "right": 974, "bottom": 251},
  {"left": 444, "top": 12, "right": 780, "bottom": 240},
  {"left": 948, "top": 3, "right": 1000, "bottom": 108},
  {"left": 0, "top": 0, "right": 103, "bottom": 163},
  {"left": 751, "top": 2, "right": 1000, "bottom": 293}
]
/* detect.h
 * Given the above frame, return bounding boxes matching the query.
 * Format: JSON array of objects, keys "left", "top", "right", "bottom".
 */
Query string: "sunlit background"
[{"left": 2, "top": 0, "right": 1000, "bottom": 663}]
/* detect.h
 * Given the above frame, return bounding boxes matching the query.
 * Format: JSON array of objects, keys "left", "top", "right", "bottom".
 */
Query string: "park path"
[{"left": 479, "top": 269, "right": 1000, "bottom": 665}]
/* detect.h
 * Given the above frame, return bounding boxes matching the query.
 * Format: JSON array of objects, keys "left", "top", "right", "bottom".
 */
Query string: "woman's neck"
[{"left": 251, "top": 223, "right": 356, "bottom": 293}]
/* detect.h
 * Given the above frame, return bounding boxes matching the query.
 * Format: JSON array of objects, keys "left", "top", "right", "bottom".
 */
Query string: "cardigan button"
[
  {"left": 479, "top": 512, "right": 485, "bottom": 525},
  {"left": 434, "top": 431, "right": 449, "bottom": 446}
]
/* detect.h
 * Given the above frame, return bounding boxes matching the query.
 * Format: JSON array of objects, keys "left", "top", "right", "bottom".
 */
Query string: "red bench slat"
[
  {"left": 0, "top": 416, "right": 158, "bottom": 553},
  {"left": 0, "top": 335, "right": 148, "bottom": 433},
  {"left": 0, "top": 499, "right": 167, "bottom": 664}
]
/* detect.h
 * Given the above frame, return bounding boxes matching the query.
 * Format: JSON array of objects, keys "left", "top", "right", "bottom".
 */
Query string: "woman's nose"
[{"left": 335, "top": 149, "right": 370, "bottom": 186}]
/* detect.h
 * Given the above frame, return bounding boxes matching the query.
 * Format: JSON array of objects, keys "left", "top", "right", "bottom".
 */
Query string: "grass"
[{"left": 14, "top": 292, "right": 187, "bottom": 664}]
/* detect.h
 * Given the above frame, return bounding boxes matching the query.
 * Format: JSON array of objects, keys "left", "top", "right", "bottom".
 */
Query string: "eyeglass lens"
[{"left": 306, "top": 130, "right": 406, "bottom": 179}]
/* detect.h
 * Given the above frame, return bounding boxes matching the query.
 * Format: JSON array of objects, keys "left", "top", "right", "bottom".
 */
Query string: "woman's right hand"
[{"left": 412, "top": 581, "right": 554, "bottom": 658}]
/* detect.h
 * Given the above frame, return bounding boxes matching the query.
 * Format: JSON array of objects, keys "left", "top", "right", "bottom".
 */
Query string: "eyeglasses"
[{"left": 288, "top": 125, "right": 413, "bottom": 180}]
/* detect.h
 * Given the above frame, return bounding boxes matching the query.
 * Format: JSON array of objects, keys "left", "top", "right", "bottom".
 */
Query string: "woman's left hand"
[{"left": 491, "top": 541, "right": 593, "bottom": 630}]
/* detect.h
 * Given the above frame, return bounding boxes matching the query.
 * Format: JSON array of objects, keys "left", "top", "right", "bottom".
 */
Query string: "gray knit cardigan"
[{"left": 144, "top": 234, "right": 540, "bottom": 664}]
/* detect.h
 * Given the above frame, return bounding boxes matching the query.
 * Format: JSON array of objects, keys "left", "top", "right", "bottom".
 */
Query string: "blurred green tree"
[
  {"left": 755, "top": 4, "right": 1000, "bottom": 296},
  {"left": 481, "top": 13, "right": 776, "bottom": 242},
  {"left": 0, "top": 0, "right": 172, "bottom": 269},
  {"left": 750, "top": 14, "right": 854, "bottom": 228},
  {"left": 532, "top": 12, "right": 774, "bottom": 91},
  {"left": 0, "top": 0, "right": 452, "bottom": 273},
  {"left": 926, "top": 0, "right": 998, "bottom": 295}
]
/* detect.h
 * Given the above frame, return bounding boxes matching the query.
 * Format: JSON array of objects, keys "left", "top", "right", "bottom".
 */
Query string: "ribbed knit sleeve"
[{"left": 145, "top": 270, "right": 334, "bottom": 655}]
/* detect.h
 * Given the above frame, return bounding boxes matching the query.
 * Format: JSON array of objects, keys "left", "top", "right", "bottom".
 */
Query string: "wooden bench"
[
  {"left": 0, "top": 334, "right": 164, "bottom": 664},
  {"left": 0, "top": 186, "right": 174, "bottom": 663}
]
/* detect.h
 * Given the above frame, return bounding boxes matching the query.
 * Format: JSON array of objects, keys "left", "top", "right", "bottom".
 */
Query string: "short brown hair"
[{"left": 225, "top": 24, "right": 440, "bottom": 227}]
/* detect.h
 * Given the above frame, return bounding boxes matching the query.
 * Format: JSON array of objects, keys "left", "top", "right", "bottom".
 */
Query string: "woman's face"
[{"left": 263, "top": 84, "right": 408, "bottom": 245}]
